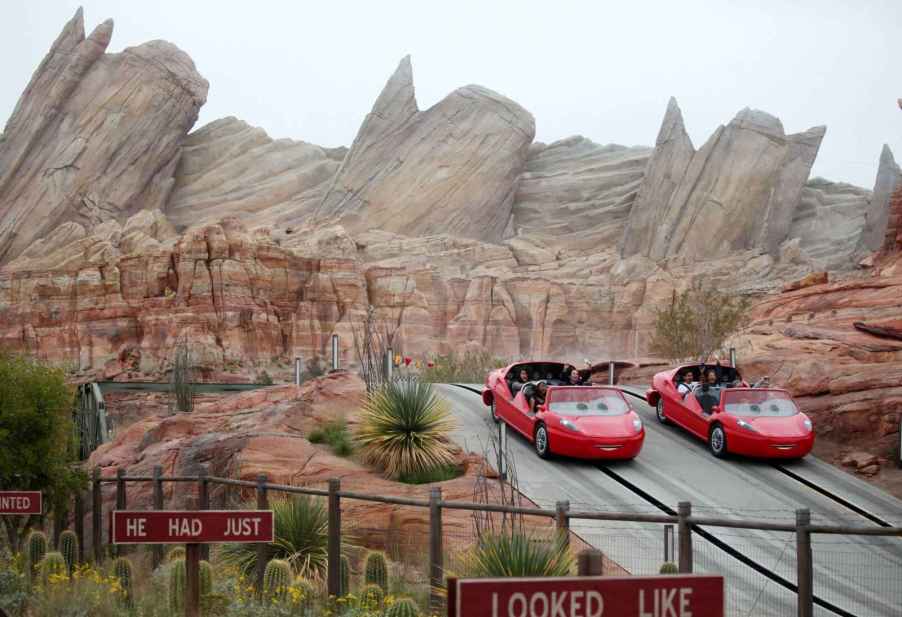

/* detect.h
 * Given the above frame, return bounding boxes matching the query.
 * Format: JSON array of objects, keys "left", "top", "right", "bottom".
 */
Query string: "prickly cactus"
[
  {"left": 113, "top": 557, "right": 134, "bottom": 606},
  {"left": 26, "top": 530, "right": 48, "bottom": 580},
  {"left": 39, "top": 552, "right": 67, "bottom": 587},
  {"left": 169, "top": 558, "right": 186, "bottom": 614},
  {"left": 294, "top": 577, "right": 316, "bottom": 613},
  {"left": 339, "top": 554, "right": 350, "bottom": 596},
  {"left": 385, "top": 597, "right": 420, "bottom": 617},
  {"left": 199, "top": 560, "right": 214, "bottom": 598},
  {"left": 363, "top": 550, "right": 388, "bottom": 591},
  {"left": 167, "top": 546, "right": 185, "bottom": 562},
  {"left": 58, "top": 530, "right": 78, "bottom": 576},
  {"left": 263, "top": 558, "right": 292, "bottom": 603},
  {"left": 360, "top": 582, "right": 384, "bottom": 609},
  {"left": 659, "top": 561, "right": 679, "bottom": 574}
]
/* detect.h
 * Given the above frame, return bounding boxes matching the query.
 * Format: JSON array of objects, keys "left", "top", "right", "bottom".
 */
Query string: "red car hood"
[
  {"left": 737, "top": 415, "right": 809, "bottom": 438},
  {"left": 567, "top": 414, "right": 638, "bottom": 438}
]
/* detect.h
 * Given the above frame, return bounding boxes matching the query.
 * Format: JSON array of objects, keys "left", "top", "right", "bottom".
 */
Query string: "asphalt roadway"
[{"left": 435, "top": 384, "right": 902, "bottom": 617}]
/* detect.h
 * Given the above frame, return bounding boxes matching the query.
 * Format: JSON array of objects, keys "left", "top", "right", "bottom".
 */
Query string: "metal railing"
[{"left": 73, "top": 466, "right": 902, "bottom": 617}]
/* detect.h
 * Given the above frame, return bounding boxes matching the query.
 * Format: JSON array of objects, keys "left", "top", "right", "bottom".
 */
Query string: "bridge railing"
[{"left": 70, "top": 466, "right": 902, "bottom": 617}]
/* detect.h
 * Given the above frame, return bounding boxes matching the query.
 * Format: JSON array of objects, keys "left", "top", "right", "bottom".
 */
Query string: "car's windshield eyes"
[{"left": 549, "top": 398, "right": 628, "bottom": 416}]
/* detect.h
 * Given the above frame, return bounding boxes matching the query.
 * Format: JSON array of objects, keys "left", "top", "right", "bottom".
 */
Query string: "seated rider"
[
  {"left": 677, "top": 370, "right": 696, "bottom": 398},
  {"left": 510, "top": 367, "right": 531, "bottom": 393},
  {"left": 563, "top": 361, "right": 594, "bottom": 386},
  {"left": 528, "top": 381, "right": 548, "bottom": 414},
  {"left": 696, "top": 369, "right": 720, "bottom": 414}
]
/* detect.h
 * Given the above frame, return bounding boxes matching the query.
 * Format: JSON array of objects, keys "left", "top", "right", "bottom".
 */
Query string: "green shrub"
[
  {"left": 355, "top": 381, "right": 456, "bottom": 478},
  {"left": 385, "top": 597, "right": 420, "bottom": 617},
  {"left": 360, "top": 581, "right": 385, "bottom": 608},
  {"left": 469, "top": 532, "right": 573, "bottom": 578},
  {"left": 220, "top": 495, "right": 332, "bottom": 582},
  {"left": 58, "top": 530, "right": 78, "bottom": 576},
  {"left": 112, "top": 556, "right": 134, "bottom": 606},
  {"left": 364, "top": 551, "right": 388, "bottom": 591},
  {"left": 308, "top": 419, "right": 353, "bottom": 456},
  {"left": 397, "top": 463, "right": 462, "bottom": 485},
  {"left": 199, "top": 559, "right": 214, "bottom": 599},
  {"left": 659, "top": 561, "right": 679, "bottom": 574},
  {"left": 169, "top": 558, "right": 186, "bottom": 614},
  {"left": 420, "top": 351, "right": 507, "bottom": 384},
  {"left": 339, "top": 554, "right": 350, "bottom": 597},
  {"left": 257, "top": 370, "right": 274, "bottom": 386},
  {"left": 38, "top": 552, "right": 66, "bottom": 587},
  {"left": 167, "top": 546, "right": 185, "bottom": 562},
  {"left": 263, "top": 559, "right": 292, "bottom": 603},
  {"left": 26, "top": 530, "right": 48, "bottom": 582}
]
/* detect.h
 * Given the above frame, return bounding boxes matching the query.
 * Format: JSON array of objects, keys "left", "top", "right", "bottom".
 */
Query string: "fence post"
[
  {"left": 498, "top": 421, "right": 507, "bottom": 480},
  {"left": 796, "top": 509, "right": 813, "bottom": 617},
  {"left": 198, "top": 469, "right": 210, "bottom": 561},
  {"left": 255, "top": 474, "right": 268, "bottom": 595},
  {"left": 115, "top": 467, "right": 127, "bottom": 557},
  {"left": 74, "top": 491, "right": 85, "bottom": 564},
  {"left": 555, "top": 500, "right": 570, "bottom": 549},
  {"left": 152, "top": 466, "right": 164, "bottom": 569},
  {"left": 678, "top": 501, "right": 693, "bottom": 573},
  {"left": 92, "top": 467, "right": 102, "bottom": 564},
  {"left": 608, "top": 360, "right": 615, "bottom": 385},
  {"left": 185, "top": 542, "right": 201, "bottom": 617},
  {"left": 429, "top": 487, "right": 443, "bottom": 612},
  {"left": 577, "top": 549, "right": 604, "bottom": 576},
  {"left": 327, "top": 479, "right": 342, "bottom": 598}
]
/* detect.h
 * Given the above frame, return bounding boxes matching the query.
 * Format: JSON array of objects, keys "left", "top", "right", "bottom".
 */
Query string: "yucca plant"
[
  {"left": 355, "top": 381, "right": 456, "bottom": 478},
  {"left": 219, "top": 495, "right": 336, "bottom": 582},
  {"left": 468, "top": 532, "right": 573, "bottom": 578}
]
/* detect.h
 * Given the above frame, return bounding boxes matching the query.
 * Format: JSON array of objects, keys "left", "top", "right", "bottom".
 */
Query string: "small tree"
[
  {"left": 0, "top": 354, "right": 85, "bottom": 552},
  {"left": 170, "top": 337, "right": 194, "bottom": 412},
  {"left": 650, "top": 281, "right": 749, "bottom": 362},
  {"left": 351, "top": 276, "right": 414, "bottom": 393}
]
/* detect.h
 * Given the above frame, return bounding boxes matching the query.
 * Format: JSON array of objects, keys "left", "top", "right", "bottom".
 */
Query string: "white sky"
[{"left": 3, "top": 0, "right": 900, "bottom": 188}]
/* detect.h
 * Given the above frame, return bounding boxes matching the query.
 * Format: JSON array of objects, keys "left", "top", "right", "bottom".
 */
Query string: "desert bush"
[
  {"left": 219, "top": 495, "right": 332, "bottom": 582},
  {"left": 308, "top": 419, "right": 354, "bottom": 457},
  {"left": 650, "top": 281, "right": 750, "bottom": 362},
  {"left": 420, "top": 351, "right": 507, "bottom": 384},
  {"left": 467, "top": 532, "right": 573, "bottom": 578},
  {"left": 396, "top": 463, "right": 461, "bottom": 485},
  {"left": 355, "top": 381, "right": 456, "bottom": 478},
  {"left": 170, "top": 338, "right": 195, "bottom": 412},
  {"left": 256, "top": 370, "right": 274, "bottom": 386}
]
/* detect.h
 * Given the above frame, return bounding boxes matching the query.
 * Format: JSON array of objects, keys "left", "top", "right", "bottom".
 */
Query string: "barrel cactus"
[
  {"left": 113, "top": 557, "right": 134, "bottom": 606},
  {"left": 659, "top": 561, "right": 679, "bottom": 574},
  {"left": 58, "top": 530, "right": 79, "bottom": 576},
  {"left": 385, "top": 597, "right": 420, "bottom": 617},
  {"left": 339, "top": 554, "right": 350, "bottom": 596},
  {"left": 363, "top": 550, "right": 388, "bottom": 591},
  {"left": 360, "top": 582, "right": 384, "bottom": 609},
  {"left": 263, "top": 558, "right": 292, "bottom": 603},
  {"left": 294, "top": 577, "right": 317, "bottom": 613},
  {"left": 39, "top": 552, "right": 67, "bottom": 587},
  {"left": 199, "top": 560, "right": 214, "bottom": 599},
  {"left": 167, "top": 546, "right": 185, "bottom": 562},
  {"left": 25, "top": 530, "right": 48, "bottom": 580},
  {"left": 168, "top": 558, "right": 187, "bottom": 614}
]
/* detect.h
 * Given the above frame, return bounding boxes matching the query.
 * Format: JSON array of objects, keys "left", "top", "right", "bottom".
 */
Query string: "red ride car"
[
  {"left": 646, "top": 364, "right": 814, "bottom": 459},
  {"left": 482, "top": 361, "right": 645, "bottom": 460}
]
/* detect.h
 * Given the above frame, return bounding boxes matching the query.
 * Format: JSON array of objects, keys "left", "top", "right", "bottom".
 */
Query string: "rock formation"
[
  {"left": 860, "top": 145, "right": 902, "bottom": 251},
  {"left": 789, "top": 178, "right": 871, "bottom": 269},
  {"left": 621, "top": 99, "right": 825, "bottom": 261},
  {"left": 313, "top": 57, "right": 535, "bottom": 242},
  {"left": 166, "top": 117, "right": 343, "bottom": 231},
  {"left": 0, "top": 8, "right": 207, "bottom": 264}
]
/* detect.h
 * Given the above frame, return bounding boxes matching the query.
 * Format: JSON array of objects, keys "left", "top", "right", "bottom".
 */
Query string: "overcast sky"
[{"left": 3, "top": 1, "right": 900, "bottom": 188}]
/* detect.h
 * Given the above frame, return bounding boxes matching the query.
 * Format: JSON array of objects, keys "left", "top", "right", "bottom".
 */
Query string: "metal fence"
[{"left": 76, "top": 467, "right": 902, "bottom": 617}]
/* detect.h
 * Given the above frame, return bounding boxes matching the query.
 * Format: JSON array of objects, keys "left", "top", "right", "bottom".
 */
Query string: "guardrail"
[{"left": 75, "top": 467, "right": 902, "bottom": 617}]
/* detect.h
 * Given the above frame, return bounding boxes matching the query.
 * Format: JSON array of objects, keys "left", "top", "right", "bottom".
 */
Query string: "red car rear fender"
[
  {"left": 646, "top": 389, "right": 660, "bottom": 407},
  {"left": 482, "top": 389, "right": 493, "bottom": 407}
]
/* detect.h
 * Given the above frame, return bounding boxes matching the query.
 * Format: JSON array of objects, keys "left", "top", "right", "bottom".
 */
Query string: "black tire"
[
  {"left": 656, "top": 398, "right": 668, "bottom": 424},
  {"left": 709, "top": 424, "right": 728, "bottom": 458},
  {"left": 534, "top": 423, "right": 552, "bottom": 459},
  {"left": 490, "top": 399, "right": 500, "bottom": 423}
]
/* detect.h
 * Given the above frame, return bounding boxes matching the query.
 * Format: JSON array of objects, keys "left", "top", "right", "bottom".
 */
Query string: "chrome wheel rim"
[
  {"left": 711, "top": 428, "right": 724, "bottom": 453},
  {"left": 536, "top": 427, "right": 547, "bottom": 454},
  {"left": 656, "top": 399, "right": 665, "bottom": 421},
  {"left": 491, "top": 401, "right": 498, "bottom": 420}
]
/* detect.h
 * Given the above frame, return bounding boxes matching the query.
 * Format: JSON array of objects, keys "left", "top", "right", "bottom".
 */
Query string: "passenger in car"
[
  {"left": 510, "top": 368, "right": 531, "bottom": 394},
  {"left": 528, "top": 380, "right": 548, "bottom": 413},
  {"left": 678, "top": 370, "right": 696, "bottom": 397},
  {"left": 563, "top": 361, "right": 593, "bottom": 385}
]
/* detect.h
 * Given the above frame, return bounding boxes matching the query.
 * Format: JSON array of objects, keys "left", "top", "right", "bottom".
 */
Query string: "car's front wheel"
[
  {"left": 656, "top": 398, "right": 668, "bottom": 424},
  {"left": 491, "top": 400, "right": 500, "bottom": 423},
  {"left": 534, "top": 424, "right": 552, "bottom": 459},
  {"left": 709, "top": 425, "right": 728, "bottom": 458}
]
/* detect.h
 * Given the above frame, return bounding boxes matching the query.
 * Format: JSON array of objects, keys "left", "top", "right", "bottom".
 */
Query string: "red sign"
[
  {"left": 111, "top": 510, "right": 274, "bottom": 544},
  {"left": 0, "top": 491, "right": 42, "bottom": 515},
  {"left": 448, "top": 575, "right": 723, "bottom": 617}
]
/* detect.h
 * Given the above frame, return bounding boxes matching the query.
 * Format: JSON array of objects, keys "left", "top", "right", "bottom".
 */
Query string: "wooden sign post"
[{"left": 111, "top": 510, "right": 274, "bottom": 616}]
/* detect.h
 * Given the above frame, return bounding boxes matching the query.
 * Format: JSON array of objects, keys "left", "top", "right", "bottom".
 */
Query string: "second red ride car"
[
  {"left": 645, "top": 363, "right": 814, "bottom": 459},
  {"left": 482, "top": 361, "right": 645, "bottom": 460}
]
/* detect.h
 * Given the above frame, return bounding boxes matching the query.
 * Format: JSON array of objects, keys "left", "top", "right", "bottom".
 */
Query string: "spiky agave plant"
[
  {"left": 468, "top": 532, "right": 573, "bottom": 578},
  {"left": 355, "top": 380, "right": 456, "bottom": 478},
  {"left": 219, "top": 495, "right": 332, "bottom": 582}
]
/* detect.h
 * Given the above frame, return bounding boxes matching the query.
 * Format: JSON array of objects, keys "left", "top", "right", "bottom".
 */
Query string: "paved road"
[{"left": 436, "top": 384, "right": 902, "bottom": 617}]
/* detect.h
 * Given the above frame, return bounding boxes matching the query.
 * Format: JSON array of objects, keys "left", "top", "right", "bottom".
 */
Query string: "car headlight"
[
  {"left": 632, "top": 418, "right": 643, "bottom": 433},
  {"left": 737, "top": 419, "right": 758, "bottom": 432},
  {"left": 560, "top": 418, "right": 581, "bottom": 433},
  {"left": 803, "top": 418, "right": 812, "bottom": 431}
]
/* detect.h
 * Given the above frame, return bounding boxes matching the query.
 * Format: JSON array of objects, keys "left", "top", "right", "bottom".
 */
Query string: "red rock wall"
[{"left": 882, "top": 184, "right": 902, "bottom": 253}]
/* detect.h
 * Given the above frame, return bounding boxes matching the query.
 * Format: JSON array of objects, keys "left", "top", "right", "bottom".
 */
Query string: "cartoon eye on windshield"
[
  {"left": 769, "top": 404, "right": 779, "bottom": 412},
  {"left": 576, "top": 403, "right": 588, "bottom": 410},
  {"left": 596, "top": 403, "right": 608, "bottom": 410},
  {"left": 750, "top": 404, "right": 760, "bottom": 413}
]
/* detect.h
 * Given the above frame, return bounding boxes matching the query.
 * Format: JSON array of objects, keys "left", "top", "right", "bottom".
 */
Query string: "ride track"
[{"left": 439, "top": 383, "right": 902, "bottom": 617}]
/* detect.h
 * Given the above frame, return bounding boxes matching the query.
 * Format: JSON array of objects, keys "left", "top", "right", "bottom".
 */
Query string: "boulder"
[
  {"left": 782, "top": 272, "right": 828, "bottom": 292},
  {"left": 860, "top": 145, "right": 902, "bottom": 251},
  {"left": 314, "top": 57, "right": 535, "bottom": 243},
  {"left": 0, "top": 9, "right": 208, "bottom": 264}
]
